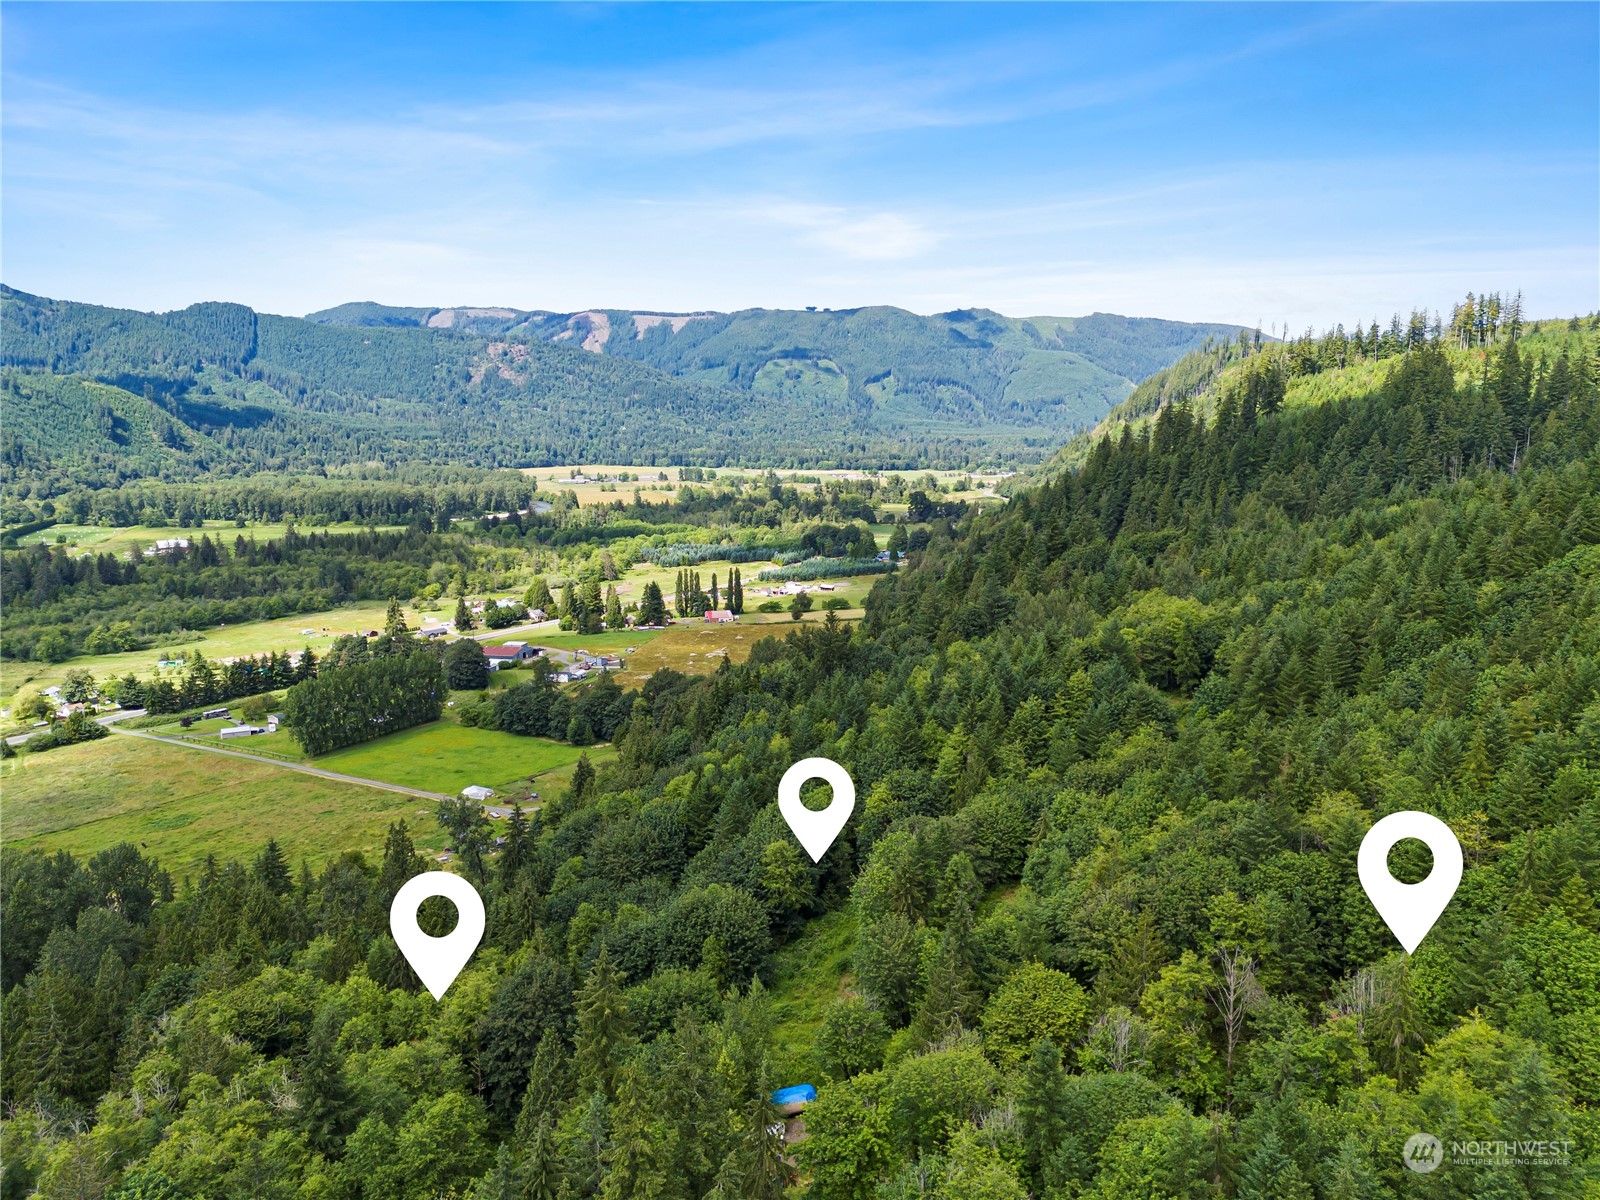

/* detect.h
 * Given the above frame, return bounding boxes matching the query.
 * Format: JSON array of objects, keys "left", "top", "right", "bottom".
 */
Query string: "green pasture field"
[
  {"left": 11, "top": 519, "right": 404, "bottom": 557},
  {"left": 312, "top": 721, "right": 590, "bottom": 796},
  {"left": 11, "top": 523, "right": 113, "bottom": 549},
  {"left": 146, "top": 718, "right": 309, "bottom": 761},
  {"left": 0, "top": 733, "right": 447, "bottom": 873},
  {"left": 141, "top": 715, "right": 602, "bottom": 798},
  {"left": 0, "top": 599, "right": 420, "bottom": 705},
  {"left": 512, "top": 629, "right": 665, "bottom": 657}
]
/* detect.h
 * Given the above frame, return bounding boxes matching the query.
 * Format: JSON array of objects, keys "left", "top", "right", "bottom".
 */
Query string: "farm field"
[
  {"left": 618, "top": 612, "right": 859, "bottom": 680},
  {"left": 0, "top": 598, "right": 421, "bottom": 705},
  {"left": 516, "top": 463, "right": 1009, "bottom": 509},
  {"left": 10, "top": 519, "right": 405, "bottom": 557},
  {"left": 0, "top": 732, "right": 447, "bottom": 872},
  {"left": 141, "top": 716, "right": 602, "bottom": 799},
  {"left": 313, "top": 721, "right": 592, "bottom": 797}
]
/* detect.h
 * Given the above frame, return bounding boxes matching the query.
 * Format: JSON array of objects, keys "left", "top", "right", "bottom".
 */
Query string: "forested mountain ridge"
[
  {"left": 308, "top": 299, "right": 1247, "bottom": 434},
  {"left": 1, "top": 288, "right": 1240, "bottom": 494},
  {"left": 1030, "top": 299, "right": 1600, "bottom": 479},
  {"left": 4, "top": 305, "right": 1598, "bottom": 1197}
]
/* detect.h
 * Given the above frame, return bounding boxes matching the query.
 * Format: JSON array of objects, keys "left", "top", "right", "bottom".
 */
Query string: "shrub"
[{"left": 23, "top": 709, "right": 108, "bottom": 753}]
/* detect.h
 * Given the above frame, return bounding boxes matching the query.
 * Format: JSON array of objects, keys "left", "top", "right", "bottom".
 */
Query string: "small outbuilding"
[
  {"left": 484, "top": 642, "right": 539, "bottom": 670},
  {"left": 462, "top": 785, "right": 495, "bottom": 802}
]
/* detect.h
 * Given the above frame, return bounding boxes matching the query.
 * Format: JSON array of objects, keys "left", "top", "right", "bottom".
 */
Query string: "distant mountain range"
[
  {"left": 303, "top": 300, "right": 1243, "bottom": 396},
  {"left": 2, "top": 285, "right": 1246, "bottom": 489}
]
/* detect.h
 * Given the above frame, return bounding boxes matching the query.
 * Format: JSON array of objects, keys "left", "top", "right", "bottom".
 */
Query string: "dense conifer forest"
[{"left": 2, "top": 305, "right": 1598, "bottom": 1198}]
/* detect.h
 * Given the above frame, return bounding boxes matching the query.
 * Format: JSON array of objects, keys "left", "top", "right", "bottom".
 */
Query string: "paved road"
[
  {"left": 5, "top": 707, "right": 149, "bottom": 747},
  {"left": 108, "top": 727, "right": 453, "bottom": 801},
  {"left": 468, "top": 618, "right": 561, "bottom": 643}
]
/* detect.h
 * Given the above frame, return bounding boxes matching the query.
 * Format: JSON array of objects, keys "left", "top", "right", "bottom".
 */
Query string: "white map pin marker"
[
  {"left": 1358, "top": 811, "right": 1462, "bottom": 954},
  {"left": 390, "top": 872, "right": 485, "bottom": 999},
  {"left": 779, "top": 757, "right": 855, "bottom": 862}
]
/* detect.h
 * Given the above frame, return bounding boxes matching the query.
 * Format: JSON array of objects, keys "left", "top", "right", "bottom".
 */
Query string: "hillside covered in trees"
[
  {"left": 306, "top": 303, "right": 1242, "bottom": 434},
  {"left": 0, "top": 286, "right": 1241, "bottom": 499},
  {"left": 3, "top": 307, "right": 1599, "bottom": 1198},
  {"left": 1033, "top": 294, "right": 1595, "bottom": 479}
]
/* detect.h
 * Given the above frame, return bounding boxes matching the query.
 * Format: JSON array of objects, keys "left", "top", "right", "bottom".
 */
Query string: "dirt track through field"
[{"left": 109, "top": 728, "right": 453, "bottom": 801}]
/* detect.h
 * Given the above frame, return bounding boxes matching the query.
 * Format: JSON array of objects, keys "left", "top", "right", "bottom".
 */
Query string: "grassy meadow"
[
  {"left": 314, "top": 721, "right": 590, "bottom": 797},
  {"left": 12, "top": 519, "right": 405, "bottom": 557},
  {"left": 0, "top": 733, "right": 448, "bottom": 873},
  {"left": 0, "top": 599, "right": 424, "bottom": 706}
]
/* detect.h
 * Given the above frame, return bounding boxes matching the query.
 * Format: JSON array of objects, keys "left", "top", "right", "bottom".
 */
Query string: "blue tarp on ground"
[{"left": 771, "top": 1084, "right": 817, "bottom": 1106}]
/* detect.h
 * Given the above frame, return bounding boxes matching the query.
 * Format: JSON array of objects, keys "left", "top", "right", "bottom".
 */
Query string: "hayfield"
[
  {"left": 0, "top": 598, "right": 416, "bottom": 705},
  {"left": 0, "top": 733, "right": 446, "bottom": 873},
  {"left": 313, "top": 721, "right": 591, "bottom": 796}
]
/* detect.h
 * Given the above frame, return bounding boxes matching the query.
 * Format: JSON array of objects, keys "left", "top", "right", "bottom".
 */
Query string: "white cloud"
[
  {"left": 2, "top": 20, "right": 1593, "bottom": 327},
  {"left": 744, "top": 202, "right": 937, "bottom": 262}
]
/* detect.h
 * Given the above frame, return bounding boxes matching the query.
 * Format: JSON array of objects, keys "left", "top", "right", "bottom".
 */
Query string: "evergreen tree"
[
  {"left": 501, "top": 803, "right": 529, "bottom": 880},
  {"left": 515, "top": 1030, "right": 573, "bottom": 1141},
  {"left": 454, "top": 595, "right": 475, "bottom": 632},
  {"left": 1321, "top": 1134, "right": 1389, "bottom": 1200},
  {"left": 253, "top": 839, "right": 291, "bottom": 895},
  {"left": 575, "top": 945, "right": 632, "bottom": 1100},
  {"left": 638, "top": 581, "right": 667, "bottom": 626},
  {"left": 599, "top": 1066, "right": 670, "bottom": 1200},
  {"left": 1017, "top": 1040, "right": 1070, "bottom": 1192},
  {"left": 377, "top": 819, "right": 425, "bottom": 908},
  {"left": 525, "top": 577, "right": 555, "bottom": 612},
  {"left": 384, "top": 596, "right": 407, "bottom": 638},
  {"left": 581, "top": 578, "right": 604, "bottom": 634},
  {"left": 520, "top": 1116, "right": 561, "bottom": 1200},
  {"left": 1236, "top": 1131, "right": 1313, "bottom": 1200},
  {"left": 295, "top": 1007, "right": 357, "bottom": 1155},
  {"left": 605, "top": 585, "right": 623, "bottom": 631}
]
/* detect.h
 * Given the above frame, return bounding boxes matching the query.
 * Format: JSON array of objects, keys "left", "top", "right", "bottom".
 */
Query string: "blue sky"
[{"left": 3, "top": 3, "right": 1595, "bottom": 328}]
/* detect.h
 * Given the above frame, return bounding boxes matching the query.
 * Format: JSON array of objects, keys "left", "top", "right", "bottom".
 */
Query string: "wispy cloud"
[{"left": 2, "top": 4, "right": 1593, "bottom": 324}]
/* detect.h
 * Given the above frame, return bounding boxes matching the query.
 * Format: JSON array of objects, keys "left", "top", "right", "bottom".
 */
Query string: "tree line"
[{"left": 284, "top": 650, "right": 446, "bottom": 756}]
